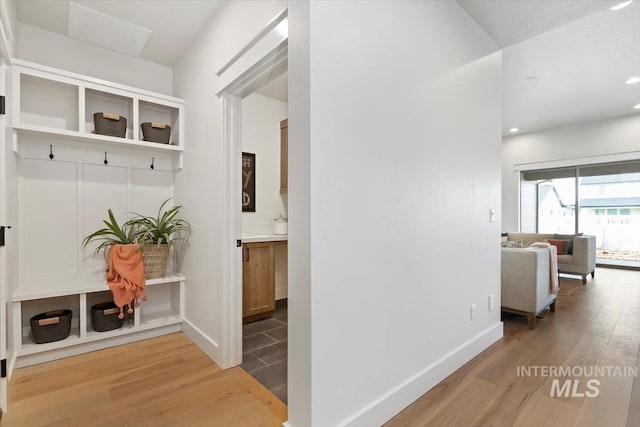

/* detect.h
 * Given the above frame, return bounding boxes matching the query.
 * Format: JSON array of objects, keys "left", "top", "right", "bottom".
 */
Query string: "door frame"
[
  {"left": 0, "top": 56, "right": 9, "bottom": 413},
  {"left": 218, "top": 40, "right": 288, "bottom": 368}
]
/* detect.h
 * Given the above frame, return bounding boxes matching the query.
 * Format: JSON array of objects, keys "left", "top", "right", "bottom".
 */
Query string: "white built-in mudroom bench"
[{"left": 9, "top": 60, "right": 186, "bottom": 368}]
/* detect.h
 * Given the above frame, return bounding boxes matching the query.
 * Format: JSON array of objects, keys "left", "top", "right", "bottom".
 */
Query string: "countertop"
[{"left": 242, "top": 233, "right": 288, "bottom": 243}]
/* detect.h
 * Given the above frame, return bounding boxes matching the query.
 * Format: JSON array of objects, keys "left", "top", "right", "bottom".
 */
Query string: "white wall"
[
  {"left": 172, "top": 0, "right": 286, "bottom": 364},
  {"left": 241, "top": 93, "right": 287, "bottom": 234},
  {"left": 17, "top": 23, "right": 172, "bottom": 95},
  {"left": 287, "top": 1, "right": 503, "bottom": 426},
  {"left": 502, "top": 114, "right": 640, "bottom": 232}
]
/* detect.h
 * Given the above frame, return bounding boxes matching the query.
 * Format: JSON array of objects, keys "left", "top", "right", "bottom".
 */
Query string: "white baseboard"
[
  {"left": 340, "top": 322, "right": 504, "bottom": 427},
  {"left": 182, "top": 318, "right": 220, "bottom": 365}
]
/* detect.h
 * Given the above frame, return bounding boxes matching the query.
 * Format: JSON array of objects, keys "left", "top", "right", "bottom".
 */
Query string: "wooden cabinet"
[
  {"left": 280, "top": 119, "right": 288, "bottom": 193},
  {"left": 243, "top": 242, "right": 275, "bottom": 320}
]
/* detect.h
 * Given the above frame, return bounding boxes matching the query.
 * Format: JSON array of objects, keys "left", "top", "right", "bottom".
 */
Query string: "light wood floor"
[
  {"left": 2, "top": 333, "right": 287, "bottom": 426},
  {"left": 3, "top": 268, "right": 638, "bottom": 426},
  {"left": 386, "top": 267, "right": 640, "bottom": 427}
]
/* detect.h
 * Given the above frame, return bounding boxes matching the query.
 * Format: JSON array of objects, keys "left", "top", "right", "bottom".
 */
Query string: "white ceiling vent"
[{"left": 68, "top": 2, "right": 151, "bottom": 57}]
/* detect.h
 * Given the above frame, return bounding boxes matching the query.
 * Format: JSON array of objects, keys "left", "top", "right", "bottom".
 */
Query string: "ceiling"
[
  {"left": 255, "top": 72, "right": 288, "bottom": 103},
  {"left": 458, "top": 0, "right": 640, "bottom": 135},
  {"left": 15, "top": 0, "right": 224, "bottom": 66},
  {"left": 14, "top": 1, "right": 640, "bottom": 135}
]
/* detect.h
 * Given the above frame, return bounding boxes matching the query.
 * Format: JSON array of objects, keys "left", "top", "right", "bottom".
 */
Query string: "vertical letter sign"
[{"left": 242, "top": 152, "right": 255, "bottom": 212}]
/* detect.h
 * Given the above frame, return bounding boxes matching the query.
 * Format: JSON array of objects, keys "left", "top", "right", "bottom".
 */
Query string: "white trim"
[
  {"left": 216, "top": 8, "right": 288, "bottom": 76},
  {"left": 181, "top": 318, "right": 220, "bottom": 364},
  {"left": 0, "top": 1, "right": 14, "bottom": 62},
  {"left": 0, "top": 57, "right": 7, "bottom": 412},
  {"left": 219, "top": 25, "right": 288, "bottom": 370},
  {"left": 0, "top": 1, "right": 14, "bottom": 42},
  {"left": 216, "top": 40, "right": 288, "bottom": 98},
  {"left": 338, "top": 323, "right": 504, "bottom": 427},
  {"left": 220, "top": 94, "right": 242, "bottom": 369},
  {"left": 514, "top": 151, "right": 640, "bottom": 172}
]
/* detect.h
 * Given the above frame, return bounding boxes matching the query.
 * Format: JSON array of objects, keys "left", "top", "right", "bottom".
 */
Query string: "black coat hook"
[
  {"left": 49, "top": 145, "right": 54, "bottom": 160},
  {"left": 150, "top": 157, "right": 155, "bottom": 170},
  {"left": 104, "top": 152, "right": 108, "bottom": 165}
]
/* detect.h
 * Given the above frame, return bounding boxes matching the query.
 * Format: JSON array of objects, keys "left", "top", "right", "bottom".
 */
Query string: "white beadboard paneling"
[
  {"left": 81, "top": 164, "right": 128, "bottom": 271},
  {"left": 130, "top": 168, "right": 173, "bottom": 217},
  {"left": 22, "top": 159, "right": 78, "bottom": 281}
]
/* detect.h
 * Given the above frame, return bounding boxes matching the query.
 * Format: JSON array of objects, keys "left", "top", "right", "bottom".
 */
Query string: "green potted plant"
[
  {"left": 81, "top": 208, "right": 136, "bottom": 257},
  {"left": 127, "top": 198, "right": 192, "bottom": 279}
]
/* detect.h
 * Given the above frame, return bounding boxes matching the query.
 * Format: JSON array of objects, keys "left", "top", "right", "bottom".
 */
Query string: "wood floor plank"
[
  {"left": 386, "top": 269, "right": 640, "bottom": 427},
  {"left": 4, "top": 269, "right": 638, "bottom": 426},
  {"left": 2, "top": 332, "right": 287, "bottom": 427}
]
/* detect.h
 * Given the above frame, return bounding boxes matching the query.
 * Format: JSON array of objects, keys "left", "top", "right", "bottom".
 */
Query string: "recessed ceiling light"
[
  {"left": 509, "top": 128, "right": 519, "bottom": 133},
  {"left": 634, "top": 104, "right": 640, "bottom": 109},
  {"left": 610, "top": 0, "right": 633, "bottom": 10},
  {"left": 627, "top": 76, "right": 640, "bottom": 84}
]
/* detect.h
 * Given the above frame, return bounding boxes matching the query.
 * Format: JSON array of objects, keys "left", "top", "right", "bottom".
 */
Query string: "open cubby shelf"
[
  {"left": 14, "top": 276, "right": 185, "bottom": 361},
  {"left": 12, "top": 59, "right": 184, "bottom": 166}
]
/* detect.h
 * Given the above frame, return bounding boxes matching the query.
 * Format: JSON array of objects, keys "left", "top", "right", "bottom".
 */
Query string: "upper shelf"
[{"left": 11, "top": 59, "right": 185, "bottom": 160}]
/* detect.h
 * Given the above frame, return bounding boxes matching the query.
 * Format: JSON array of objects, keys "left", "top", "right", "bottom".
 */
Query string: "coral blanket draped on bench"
[{"left": 106, "top": 244, "right": 147, "bottom": 319}]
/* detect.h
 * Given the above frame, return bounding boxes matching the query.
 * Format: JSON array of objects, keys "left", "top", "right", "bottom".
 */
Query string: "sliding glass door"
[{"left": 520, "top": 161, "right": 640, "bottom": 267}]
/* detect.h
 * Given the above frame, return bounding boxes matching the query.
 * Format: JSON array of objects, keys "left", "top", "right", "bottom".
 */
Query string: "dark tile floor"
[{"left": 241, "top": 299, "right": 288, "bottom": 404}]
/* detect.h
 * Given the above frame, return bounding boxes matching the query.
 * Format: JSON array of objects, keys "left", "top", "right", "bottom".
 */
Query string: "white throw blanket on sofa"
[{"left": 530, "top": 242, "right": 559, "bottom": 294}]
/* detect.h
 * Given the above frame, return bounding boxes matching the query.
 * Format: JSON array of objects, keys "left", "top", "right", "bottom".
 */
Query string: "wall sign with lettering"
[{"left": 242, "top": 152, "right": 255, "bottom": 212}]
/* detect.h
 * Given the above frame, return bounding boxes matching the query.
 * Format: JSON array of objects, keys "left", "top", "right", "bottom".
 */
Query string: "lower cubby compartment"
[
  {"left": 13, "top": 276, "right": 185, "bottom": 366},
  {"left": 86, "top": 291, "right": 132, "bottom": 333},
  {"left": 139, "top": 281, "right": 181, "bottom": 326},
  {"left": 20, "top": 295, "right": 82, "bottom": 353}
]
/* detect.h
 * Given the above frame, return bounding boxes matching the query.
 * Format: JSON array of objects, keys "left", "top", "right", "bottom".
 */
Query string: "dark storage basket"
[
  {"left": 141, "top": 122, "right": 171, "bottom": 144},
  {"left": 91, "top": 301, "right": 124, "bottom": 332},
  {"left": 94, "top": 112, "right": 127, "bottom": 138},
  {"left": 30, "top": 309, "right": 72, "bottom": 344}
]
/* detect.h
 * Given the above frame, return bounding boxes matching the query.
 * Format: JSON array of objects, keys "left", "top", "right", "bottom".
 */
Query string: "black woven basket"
[
  {"left": 141, "top": 122, "right": 171, "bottom": 144},
  {"left": 91, "top": 301, "right": 125, "bottom": 332},
  {"left": 94, "top": 112, "right": 127, "bottom": 138},
  {"left": 30, "top": 310, "right": 72, "bottom": 344}
]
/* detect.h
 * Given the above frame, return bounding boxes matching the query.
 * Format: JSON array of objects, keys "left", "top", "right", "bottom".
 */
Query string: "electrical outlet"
[
  {"left": 489, "top": 209, "right": 495, "bottom": 223},
  {"left": 471, "top": 304, "right": 477, "bottom": 321},
  {"left": 488, "top": 294, "right": 495, "bottom": 311}
]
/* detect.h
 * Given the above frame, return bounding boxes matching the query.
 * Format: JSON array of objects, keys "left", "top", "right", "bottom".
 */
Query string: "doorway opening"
[
  {"left": 238, "top": 73, "right": 289, "bottom": 403},
  {"left": 216, "top": 10, "right": 289, "bottom": 404}
]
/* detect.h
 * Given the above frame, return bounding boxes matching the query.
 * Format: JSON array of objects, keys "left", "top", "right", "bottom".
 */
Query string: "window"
[{"left": 520, "top": 160, "right": 640, "bottom": 267}]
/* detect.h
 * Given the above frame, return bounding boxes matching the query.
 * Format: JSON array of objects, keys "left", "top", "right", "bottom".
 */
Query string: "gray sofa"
[
  {"left": 501, "top": 246, "right": 557, "bottom": 329},
  {"left": 505, "top": 232, "right": 596, "bottom": 284}
]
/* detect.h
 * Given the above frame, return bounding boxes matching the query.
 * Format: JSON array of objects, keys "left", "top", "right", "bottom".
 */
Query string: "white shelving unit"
[
  {"left": 8, "top": 60, "right": 188, "bottom": 368},
  {"left": 11, "top": 59, "right": 185, "bottom": 169},
  {"left": 13, "top": 274, "right": 185, "bottom": 367}
]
